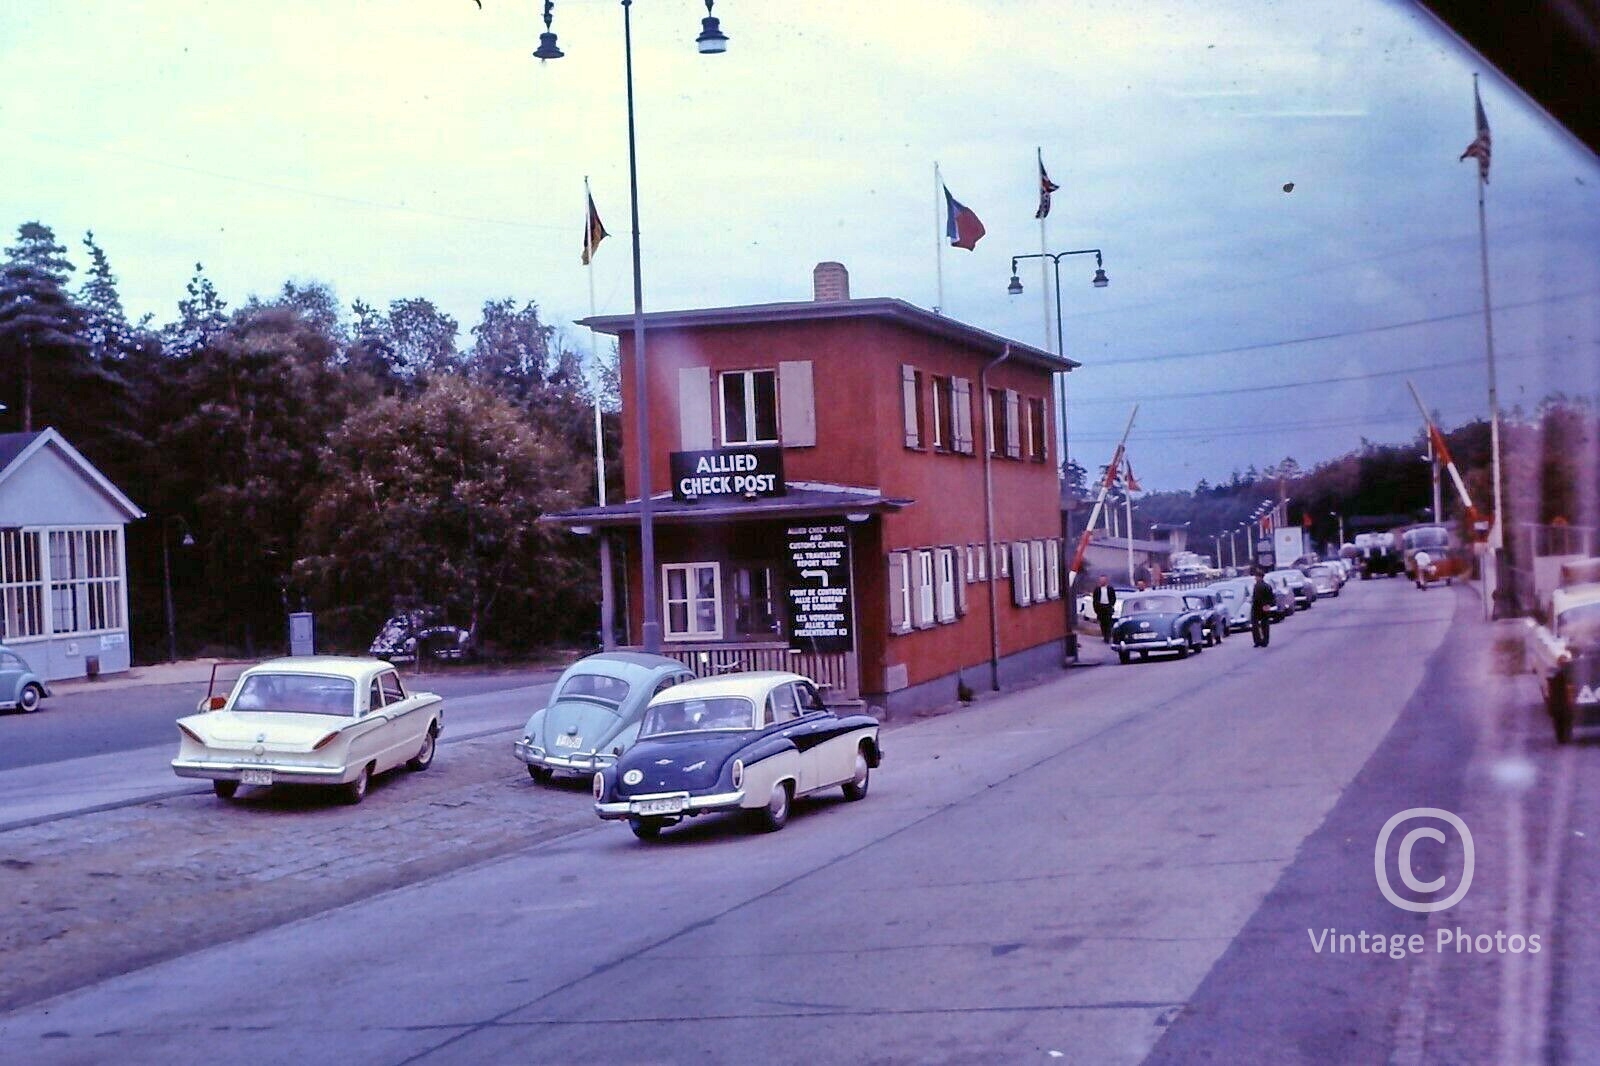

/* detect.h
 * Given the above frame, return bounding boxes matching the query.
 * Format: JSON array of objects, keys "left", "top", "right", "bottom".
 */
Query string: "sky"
[{"left": 2, "top": 0, "right": 1597, "bottom": 491}]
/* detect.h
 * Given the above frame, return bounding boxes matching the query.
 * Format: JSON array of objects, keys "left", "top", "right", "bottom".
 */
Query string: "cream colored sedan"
[{"left": 172, "top": 657, "right": 443, "bottom": 804}]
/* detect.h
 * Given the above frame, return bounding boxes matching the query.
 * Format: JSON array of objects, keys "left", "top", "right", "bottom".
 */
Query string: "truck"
[
  {"left": 1527, "top": 580, "right": 1600, "bottom": 743},
  {"left": 1353, "top": 531, "right": 1401, "bottom": 579},
  {"left": 1272, "top": 527, "right": 1308, "bottom": 570}
]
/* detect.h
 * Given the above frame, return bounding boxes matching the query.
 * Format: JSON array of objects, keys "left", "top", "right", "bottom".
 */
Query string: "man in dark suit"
[
  {"left": 1250, "top": 569, "right": 1276, "bottom": 648},
  {"left": 1092, "top": 576, "right": 1118, "bottom": 643}
]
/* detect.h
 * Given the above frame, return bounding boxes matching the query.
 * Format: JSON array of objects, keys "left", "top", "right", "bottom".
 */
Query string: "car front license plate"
[
  {"left": 1133, "top": 633, "right": 1159, "bottom": 641},
  {"left": 241, "top": 769, "right": 273, "bottom": 786},
  {"left": 632, "top": 796, "right": 687, "bottom": 816},
  {"left": 553, "top": 734, "right": 583, "bottom": 749}
]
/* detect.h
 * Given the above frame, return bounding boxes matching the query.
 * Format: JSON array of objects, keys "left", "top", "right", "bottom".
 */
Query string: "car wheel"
[
  {"left": 751, "top": 780, "right": 792, "bottom": 832},
  {"left": 842, "top": 748, "right": 871, "bottom": 801},
  {"left": 629, "top": 817, "right": 664, "bottom": 840},
  {"left": 213, "top": 780, "right": 239, "bottom": 800},
  {"left": 1176, "top": 644, "right": 1189, "bottom": 660},
  {"left": 406, "top": 726, "right": 437, "bottom": 771},
  {"left": 527, "top": 765, "right": 553, "bottom": 784},
  {"left": 340, "top": 764, "right": 372, "bottom": 805},
  {"left": 18, "top": 683, "right": 43, "bottom": 712},
  {"left": 1118, "top": 650, "right": 1131, "bottom": 665}
]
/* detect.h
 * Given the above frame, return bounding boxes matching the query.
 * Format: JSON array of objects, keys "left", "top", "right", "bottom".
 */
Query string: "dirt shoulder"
[{"left": 0, "top": 731, "right": 598, "bottom": 1013}]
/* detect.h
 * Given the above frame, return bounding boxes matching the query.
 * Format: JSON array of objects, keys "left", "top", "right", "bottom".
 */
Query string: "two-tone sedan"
[
  {"left": 515, "top": 652, "right": 696, "bottom": 782},
  {"left": 1110, "top": 592, "right": 1209, "bottom": 664},
  {"left": 594, "top": 671, "right": 882, "bottom": 840},
  {"left": 172, "top": 657, "right": 444, "bottom": 804}
]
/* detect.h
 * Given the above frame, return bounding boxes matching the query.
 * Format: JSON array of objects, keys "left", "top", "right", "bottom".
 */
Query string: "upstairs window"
[
  {"left": 1027, "top": 397, "right": 1048, "bottom": 462},
  {"left": 988, "top": 389, "right": 1007, "bottom": 457},
  {"left": 720, "top": 370, "right": 779, "bottom": 446},
  {"left": 931, "top": 376, "right": 954, "bottom": 451}
]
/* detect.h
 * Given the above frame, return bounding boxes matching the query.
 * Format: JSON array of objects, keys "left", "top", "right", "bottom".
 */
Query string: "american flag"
[
  {"left": 1034, "top": 151, "right": 1060, "bottom": 220},
  {"left": 1459, "top": 79, "right": 1491, "bottom": 184}
]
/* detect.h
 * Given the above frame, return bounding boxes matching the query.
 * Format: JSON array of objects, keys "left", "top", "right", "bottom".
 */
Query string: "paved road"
[
  {"left": 0, "top": 579, "right": 1478, "bottom": 1064},
  {"left": 0, "top": 672, "right": 559, "bottom": 829},
  {"left": 0, "top": 666, "right": 562, "bottom": 771}
]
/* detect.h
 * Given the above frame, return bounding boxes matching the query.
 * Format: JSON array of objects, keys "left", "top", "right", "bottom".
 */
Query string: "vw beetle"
[{"left": 516, "top": 652, "right": 695, "bottom": 781}]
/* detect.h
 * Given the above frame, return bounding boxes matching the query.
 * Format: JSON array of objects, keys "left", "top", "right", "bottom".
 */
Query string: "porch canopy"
[{"left": 546, "top": 481, "right": 912, "bottom": 529}]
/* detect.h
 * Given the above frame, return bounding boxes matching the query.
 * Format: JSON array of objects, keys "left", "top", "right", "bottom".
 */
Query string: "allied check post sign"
[
  {"left": 785, "top": 523, "right": 853, "bottom": 653},
  {"left": 670, "top": 446, "right": 786, "bottom": 502}
]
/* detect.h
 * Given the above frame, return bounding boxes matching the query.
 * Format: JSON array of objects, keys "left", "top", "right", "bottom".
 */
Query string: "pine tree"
[
  {"left": 0, "top": 222, "right": 87, "bottom": 431},
  {"left": 78, "top": 231, "right": 130, "bottom": 363}
]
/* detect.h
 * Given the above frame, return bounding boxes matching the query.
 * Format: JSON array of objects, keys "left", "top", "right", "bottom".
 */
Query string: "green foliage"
[{"left": 295, "top": 375, "right": 594, "bottom": 648}]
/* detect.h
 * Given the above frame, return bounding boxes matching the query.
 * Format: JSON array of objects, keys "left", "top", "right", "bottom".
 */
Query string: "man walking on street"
[
  {"left": 1092, "top": 576, "right": 1118, "bottom": 643},
  {"left": 1251, "top": 568, "right": 1276, "bottom": 648}
]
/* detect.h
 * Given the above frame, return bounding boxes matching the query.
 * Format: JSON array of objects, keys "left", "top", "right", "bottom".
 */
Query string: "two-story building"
[{"left": 549, "top": 263, "right": 1076, "bottom": 716}]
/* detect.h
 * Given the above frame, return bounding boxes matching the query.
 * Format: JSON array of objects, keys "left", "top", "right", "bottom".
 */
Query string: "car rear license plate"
[
  {"left": 632, "top": 796, "right": 687, "bottom": 816},
  {"left": 554, "top": 734, "right": 583, "bottom": 749},
  {"left": 241, "top": 769, "right": 273, "bottom": 786}
]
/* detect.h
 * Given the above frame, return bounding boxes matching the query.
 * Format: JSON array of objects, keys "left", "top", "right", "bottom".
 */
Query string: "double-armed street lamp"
[
  {"left": 535, "top": 0, "right": 730, "bottom": 653},
  {"left": 162, "top": 515, "right": 196, "bottom": 662},
  {"left": 1006, "top": 249, "right": 1108, "bottom": 661}
]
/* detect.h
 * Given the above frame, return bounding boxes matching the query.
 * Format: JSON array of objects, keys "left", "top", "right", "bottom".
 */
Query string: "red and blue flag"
[{"left": 943, "top": 185, "right": 986, "bottom": 251}]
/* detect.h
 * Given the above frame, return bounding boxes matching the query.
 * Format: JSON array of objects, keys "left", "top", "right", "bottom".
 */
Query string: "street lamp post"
[
  {"left": 1330, "top": 511, "right": 1345, "bottom": 548},
  {"left": 536, "top": 0, "right": 728, "bottom": 653},
  {"left": 1006, "top": 248, "right": 1108, "bottom": 662},
  {"left": 162, "top": 516, "right": 196, "bottom": 663}
]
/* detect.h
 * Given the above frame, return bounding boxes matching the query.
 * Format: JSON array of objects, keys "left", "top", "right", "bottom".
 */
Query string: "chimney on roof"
[{"left": 812, "top": 261, "right": 850, "bottom": 302}]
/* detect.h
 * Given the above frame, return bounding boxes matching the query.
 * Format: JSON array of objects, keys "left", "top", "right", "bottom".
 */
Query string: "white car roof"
[
  {"left": 241, "top": 657, "right": 399, "bottom": 683},
  {"left": 647, "top": 670, "right": 808, "bottom": 704}
]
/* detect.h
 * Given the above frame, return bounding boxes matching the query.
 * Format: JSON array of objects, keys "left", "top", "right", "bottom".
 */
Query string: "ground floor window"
[
  {"left": 0, "top": 529, "right": 45, "bottom": 640},
  {"left": 936, "top": 547, "right": 958, "bottom": 622},
  {"left": 731, "top": 564, "right": 780, "bottom": 638},
  {"left": 914, "top": 549, "right": 936, "bottom": 628},
  {"left": 48, "top": 529, "right": 124, "bottom": 635},
  {"left": 663, "top": 562, "right": 722, "bottom": 640}
]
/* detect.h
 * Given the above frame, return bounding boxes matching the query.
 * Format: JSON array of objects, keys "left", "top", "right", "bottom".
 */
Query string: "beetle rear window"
[
  {"left": 230, "top": 674, "right": 356, "bottom": 716},
  {"left": 557, "top": 671, "right": 632, "bottom": 705}
]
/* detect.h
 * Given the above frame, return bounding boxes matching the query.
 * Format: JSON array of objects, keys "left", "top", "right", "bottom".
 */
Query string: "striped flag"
[
  {"left": 1459, "top": 79, "right": 1492, "bottom": 184},
  {"left": 943, "top": 185, "right": 986, "bottom": 251},
  {"left": 1123, "top": 457, "right": 1141, "bottom": 493},
  {"left": 581, "top": 191, "right": 609, "bottom": 265},
  {"left": 1034, "top": 152, "right": 1060, "bottom": 220}
]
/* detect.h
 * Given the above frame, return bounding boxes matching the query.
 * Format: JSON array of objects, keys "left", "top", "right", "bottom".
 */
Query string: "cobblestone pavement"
[{"left": 0, "top": 730, "right": 599, "bottom": 1012}]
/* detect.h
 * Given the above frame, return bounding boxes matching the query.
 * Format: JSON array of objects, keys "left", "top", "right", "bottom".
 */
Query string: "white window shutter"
[
  {"left": 778, "top": 360, "right": 816, "bottom": 447},
  {"left": 952, "top": 377, "right": 973, "bottom": 454},
  {"left": 914, "top": 550, "right": 936, "bottom": 628},
  {"left": 901, "top": 365, "right": 921, "bottom": 448},
  {"left": 678, "top": 366, "right": 713, "bottom": 450},
  {"left": 888, "top": 552, "right": 909, "bottom": 634},
  {"left": 956, "top": 550, "right": 969, "bottom": 615},
  {"left": 1012, "top": 542, "right": 1029, "bottom": 606},
  {"left": 1005, "top": 389, "right": 1021, "bottom": 459}
]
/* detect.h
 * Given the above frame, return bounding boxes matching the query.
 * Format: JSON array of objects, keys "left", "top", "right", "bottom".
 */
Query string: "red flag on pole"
[
  {"left": 943, "top": 185, "right": 986, "bottom": 251},
  {"left": 1123, "top": 458, "right": 1141, "bottom": 493}
]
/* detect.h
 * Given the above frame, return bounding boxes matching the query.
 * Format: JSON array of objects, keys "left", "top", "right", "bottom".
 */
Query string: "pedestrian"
[
  {"left": 1250, "top": 568, "right": 1276, "bottom": 648},
  {"left": 1413, "top": 549, "right": 1433, "bottom": 590},
  {"left": 1135, "top": 578, "right": 1150, "bottom": 593},
  {"left": 1092, "top": 575, "right": 1118, "bottom": 643}
]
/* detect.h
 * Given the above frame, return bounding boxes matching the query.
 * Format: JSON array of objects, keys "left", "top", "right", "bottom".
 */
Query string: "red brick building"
[{"left": 550, "top": 263, "right": 1075, "bottom": 715}]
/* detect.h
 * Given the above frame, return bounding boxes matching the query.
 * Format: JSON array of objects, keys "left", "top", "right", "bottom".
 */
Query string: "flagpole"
[
  {"left": 1471, "top": 73, "right": 1506, "bottom": 616},
  {"left": 934, "top": 161, "right": 945, "bottom": 313},
  {"left": 586, "top": 176, "right": 616, "bottom": 650},
  {"left": 1124, "top": 479, "right": 1135, "bottom": 586}
]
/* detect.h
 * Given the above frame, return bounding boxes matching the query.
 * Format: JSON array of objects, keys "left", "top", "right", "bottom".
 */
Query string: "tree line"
[{"left": 0, "top": 221, "right": 618, "bottom": 660}]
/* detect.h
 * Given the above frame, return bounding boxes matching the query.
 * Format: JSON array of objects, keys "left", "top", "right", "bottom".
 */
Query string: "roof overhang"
[
  {"left": 546, "top": 482, "right": 913, "bottom": 530},
  {"left": 0, "top": 428, "right": 144, "bottom": 521},
  {"left": 578, "top": 297, "right": 1078, "bottom": 373}
]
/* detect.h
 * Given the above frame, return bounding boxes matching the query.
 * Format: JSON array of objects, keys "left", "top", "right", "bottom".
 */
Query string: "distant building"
[
  {"left": 549, "top": 262, "right": 1077, "bottom": 716},
  {"left": 0, "top": 429, "right": 144, "bottom": 680}
]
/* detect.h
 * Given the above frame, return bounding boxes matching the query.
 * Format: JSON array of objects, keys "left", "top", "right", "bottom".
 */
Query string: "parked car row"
[
  {"left": 1111, "top": 558, "right": 1357, "bottom": 665},
  {"left": 166, "top": 650, "right": 882, "bottom": 844}
]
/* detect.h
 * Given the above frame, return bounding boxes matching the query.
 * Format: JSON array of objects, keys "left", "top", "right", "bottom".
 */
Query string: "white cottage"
[{"left": 0, "top": 429, "right": 144, "bottom": 681}]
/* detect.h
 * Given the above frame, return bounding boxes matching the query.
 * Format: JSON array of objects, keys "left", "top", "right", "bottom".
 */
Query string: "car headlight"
[
  {"left": 593, "top": 772, "right": 606, "bottom": 800},
  {"left": 731, "top": 759, "right": 744, "bottom": 788}
]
